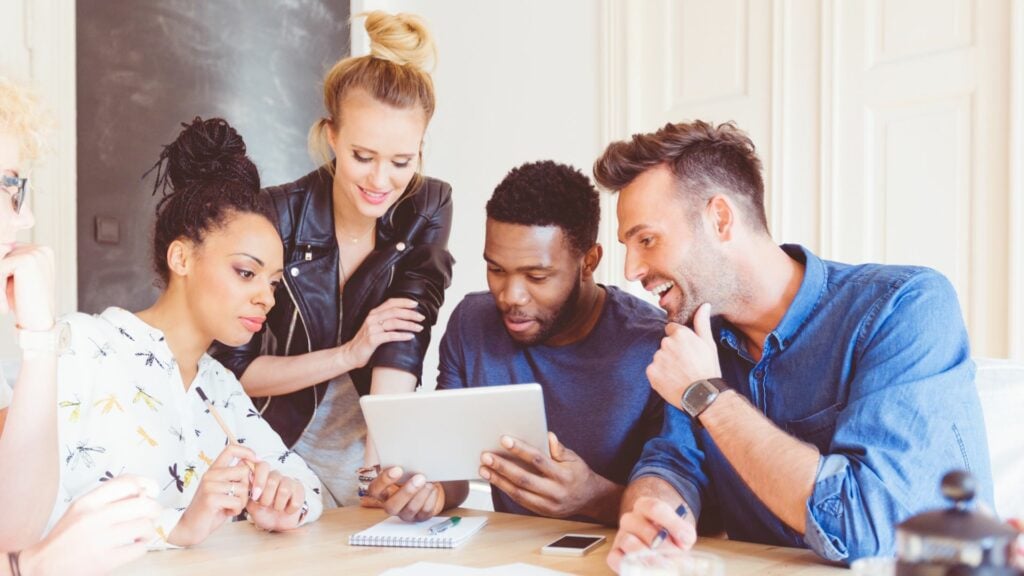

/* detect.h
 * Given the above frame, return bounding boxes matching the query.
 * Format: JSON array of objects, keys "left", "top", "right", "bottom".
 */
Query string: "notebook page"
[{"left": 349, "top": 516, "right": 488, "bottom": 548}]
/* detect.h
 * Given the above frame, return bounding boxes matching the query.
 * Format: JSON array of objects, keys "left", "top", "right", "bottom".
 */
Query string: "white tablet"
[{"left": 360, "top": 383, "right": 550, "bottom": 482}]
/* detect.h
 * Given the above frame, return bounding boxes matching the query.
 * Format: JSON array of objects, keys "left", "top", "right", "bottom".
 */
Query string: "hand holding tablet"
[{"left": 360, "top": 383, "right": 550, "bottom": 482}]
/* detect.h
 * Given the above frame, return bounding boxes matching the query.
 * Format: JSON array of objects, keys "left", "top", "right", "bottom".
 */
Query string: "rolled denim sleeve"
[
  {"left": 629, "top": 405, "right": 709, "bottom": 519},
  {"left": 802, "top": 271, "right": 992, "bottom": 562}
]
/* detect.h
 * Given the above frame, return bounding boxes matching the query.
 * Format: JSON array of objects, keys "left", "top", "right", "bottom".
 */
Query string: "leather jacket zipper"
[
  {"left": 282, "top": 246, "right": 313, "bottom": 355},
  {"left": 284, "top": 308, "right": 299, "bottom": 356},
  {"left": 280, "top": 255, "right": 319, "bottom": 437}
]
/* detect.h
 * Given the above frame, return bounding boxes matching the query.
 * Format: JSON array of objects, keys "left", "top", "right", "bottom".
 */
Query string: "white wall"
[{"left": 353, "top": 0, "right": 604, "bottom": 386}]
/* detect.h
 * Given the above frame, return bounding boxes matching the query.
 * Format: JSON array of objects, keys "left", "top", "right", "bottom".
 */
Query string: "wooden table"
[{"left": 115, "top": 507, "right": 848, "bottom": 575}]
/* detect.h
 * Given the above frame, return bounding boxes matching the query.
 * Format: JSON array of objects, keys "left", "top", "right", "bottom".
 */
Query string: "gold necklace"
[{"left": 337, "top": 222, "right": 375, "bottom": 244}]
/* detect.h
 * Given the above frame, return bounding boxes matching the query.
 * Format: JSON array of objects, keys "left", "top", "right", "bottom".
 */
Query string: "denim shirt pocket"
[{"left": 785, "top": 403, "right": 843, "bottom": 452}]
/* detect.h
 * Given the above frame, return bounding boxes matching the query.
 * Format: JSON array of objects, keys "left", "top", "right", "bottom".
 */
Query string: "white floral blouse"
[{"left": 48, "top": 307, "right": 323, "bottom": 546}]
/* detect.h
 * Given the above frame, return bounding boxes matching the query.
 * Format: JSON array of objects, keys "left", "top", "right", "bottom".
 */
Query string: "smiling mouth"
[
  {"left": 650, "top": 281, "right": 675, "bottom": 297},
  {"left": 646, "top": 280, "right": 678, "bottom": 310},
  {"left": 359, "top": 186, "right": 391, "bottom": 204}
]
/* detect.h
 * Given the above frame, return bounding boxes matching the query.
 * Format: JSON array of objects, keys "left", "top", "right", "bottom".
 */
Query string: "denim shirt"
[{"left": 630, "top": 244, "right": 993, "bottom": 563}]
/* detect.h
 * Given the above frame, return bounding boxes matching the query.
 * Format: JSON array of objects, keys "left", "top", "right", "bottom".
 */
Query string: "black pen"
[{"left": 650, "top": 504, "right": 688, "bottom": 549}]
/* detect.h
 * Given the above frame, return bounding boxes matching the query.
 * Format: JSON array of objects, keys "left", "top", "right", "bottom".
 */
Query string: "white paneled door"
[
  {"left": 603, "top": 0, "right": 1020, "bottom": 358},
  {"left": 830, "top": 0, "right": 1009, "bottom": 357}
]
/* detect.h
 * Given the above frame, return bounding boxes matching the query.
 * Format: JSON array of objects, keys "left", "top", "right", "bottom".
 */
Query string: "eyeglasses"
[{"left": 0, "top": 175, "right": 29, "bottom": 214}]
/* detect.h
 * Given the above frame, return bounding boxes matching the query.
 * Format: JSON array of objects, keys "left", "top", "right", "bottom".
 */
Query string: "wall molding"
[
  {"left": 769, "top": 0, "right": 785, "bottom": 238},
  {"left": 596, "top": 0, "right": 629, "bottom": 287},
  {"left": 1010, "top": 0, "right": 1024, "bottom": 359},
  {"left": 819, "top": 0, "right": 836, "bottom": 260},
  {"left": 27, "top": 0, "right": 77, "bottom": 315}
]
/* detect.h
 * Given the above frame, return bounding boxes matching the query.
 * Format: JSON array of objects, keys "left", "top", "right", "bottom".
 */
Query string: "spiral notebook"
[{"left": 348, "top": 516, "right": 488, "bottom": 549}]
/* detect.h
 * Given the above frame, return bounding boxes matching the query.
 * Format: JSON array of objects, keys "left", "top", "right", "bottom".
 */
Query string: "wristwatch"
[
  {"left": 680, "top": 377, "right": 730, "bottom": 424},
  {"left": 18, "top": 321, "right": 71, "bottom": 355}
]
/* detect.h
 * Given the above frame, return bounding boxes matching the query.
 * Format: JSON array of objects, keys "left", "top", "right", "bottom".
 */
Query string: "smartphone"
[{"left": 540, "top": 533, "right": 607, "bottom": 556}]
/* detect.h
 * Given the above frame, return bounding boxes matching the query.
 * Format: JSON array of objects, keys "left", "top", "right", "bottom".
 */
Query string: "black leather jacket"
[{"left": 212, "top": 166, "right": 455, "bottom": 447}]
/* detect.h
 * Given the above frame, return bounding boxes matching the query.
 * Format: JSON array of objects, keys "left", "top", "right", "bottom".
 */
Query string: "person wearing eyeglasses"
[{"left": 0, "top": 76, "right": 161, "bottom": 576}]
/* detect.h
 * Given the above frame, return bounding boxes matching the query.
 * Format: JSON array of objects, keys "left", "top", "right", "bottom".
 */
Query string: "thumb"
[
  {"left": 548, "top": 432, "right": 565, "bottom": 461},
  {"left": 694, "top": 303, "right": 715, "bottom": 349}
]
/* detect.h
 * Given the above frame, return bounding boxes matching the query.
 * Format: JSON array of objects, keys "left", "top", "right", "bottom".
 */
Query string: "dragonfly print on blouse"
[
  {"left": 59, "top": 394, "right": 82, "bottom": 422},
  {"left": 135, "top": 350, "right": 170, "bottom": 372},
  {"left": 164, "top": 462, "right": 199, "bottom": 493},
  {"left": 89, "top": 338, "right": 115, "bottom": 360},
  {"left": 93, "top": 393, "right": 124, "bottom": 415},
  {"left": 132, "top": 384, "right": 163, "bottom": 411},
  {"left": 48, "top": 307, "right": 326, "bottom": 546},
  {"left": 65, "top": 440, "right": 106, "bottom": 471}
]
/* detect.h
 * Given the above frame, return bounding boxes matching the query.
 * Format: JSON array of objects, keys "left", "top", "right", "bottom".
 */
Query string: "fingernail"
[
  {"left": 479, "top": 467, "right": 490, "bottom": 480},
  {"left": 251, "top": 487, "right": 262, "bottom": 501},
  {"left": 389, "top": 467, "right": 402, "bottom": 479},
  {"left": 481, "top": 453, "right": 493, "bottom": 465},
  {"left": 501, "top": 436, "right": 514, "bottom": 449},
  {"left": 412, "top": 475, "right": 425, "bottom": 487}
]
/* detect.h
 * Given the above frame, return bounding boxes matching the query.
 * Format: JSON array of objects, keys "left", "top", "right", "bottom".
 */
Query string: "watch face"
[{"left": 682, "top": 380, "right": 719, "bottom": 416}]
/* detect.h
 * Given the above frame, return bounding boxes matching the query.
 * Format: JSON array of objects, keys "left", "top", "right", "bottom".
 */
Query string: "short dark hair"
[
  {"left": 486, "top": 160, "right": 600, "bottom": 255},
  {"left": 146, "top": 116, "right": 274, "bottom": 285},
  {"left": 593, "top": 120, "right": 769, "bottom": 232}
]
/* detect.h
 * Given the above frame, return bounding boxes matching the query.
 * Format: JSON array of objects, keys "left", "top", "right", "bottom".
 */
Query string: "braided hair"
[{"left": 145, "top": 117, "right": 274, "bottom": 285}]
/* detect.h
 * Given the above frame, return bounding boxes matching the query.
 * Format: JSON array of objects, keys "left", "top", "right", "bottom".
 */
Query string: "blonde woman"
[
  {"left": 0, "top": 76, "right": 160, "bottom": 576},
  {"left": 213, "top": 11, "right": 454, "bottom": 509}
]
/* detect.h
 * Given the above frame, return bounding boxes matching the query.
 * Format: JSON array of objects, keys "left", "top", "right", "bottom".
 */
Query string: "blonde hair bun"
[{"left": 362, "top": 11, "right": 436, "bottom": 71}]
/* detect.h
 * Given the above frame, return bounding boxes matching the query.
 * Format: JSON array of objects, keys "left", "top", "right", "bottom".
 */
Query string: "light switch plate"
[{"left": 95, "top": 215, "right": 120, "bottom": 244}]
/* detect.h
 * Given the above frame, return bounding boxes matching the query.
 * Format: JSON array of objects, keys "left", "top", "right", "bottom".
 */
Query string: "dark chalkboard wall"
[{"left": 76, "top": 0, "right": 349, "bottom": 313}]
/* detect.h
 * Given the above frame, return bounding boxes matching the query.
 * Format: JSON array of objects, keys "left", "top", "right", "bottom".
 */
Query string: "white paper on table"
[
  {"left": 483, "top": 563, "right": 574, "bottom": 575},
  {"left": 379, "top": 562, "right": 573, "bottom": 576},
  {"left": 378, "top": 562, "right": 483, "bottom": 575}
]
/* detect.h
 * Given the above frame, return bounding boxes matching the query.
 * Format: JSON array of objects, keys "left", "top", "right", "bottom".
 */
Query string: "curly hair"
[
  {"left": 144, "top": 116, "right": 274, "bottom": 285},
  {"left": 593, "top": 120, "right": 768, "bottom": 233},
  {"left": 0, "top": 76, "right": 54, "bottom": 164},
  {"left": 486, "top": 160, "right": 600, "bottom": 255}
]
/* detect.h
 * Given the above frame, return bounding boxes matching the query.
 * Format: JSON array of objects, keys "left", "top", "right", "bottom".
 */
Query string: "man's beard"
[
  {"left": 666, "top": 233, "right": 734, "bottom": 326},
  {"left": 513, "top": 275, "right": 583, "bottom": 346}
]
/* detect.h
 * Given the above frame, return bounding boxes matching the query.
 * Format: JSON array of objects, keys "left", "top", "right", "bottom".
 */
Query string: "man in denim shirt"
[{"left": 592, "top": 120, "right": 993, "bottom": 570}]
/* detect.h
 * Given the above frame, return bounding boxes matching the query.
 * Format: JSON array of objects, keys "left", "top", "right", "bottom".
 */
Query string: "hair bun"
[
  {"left": 162, "top": 117, "right": 252, "bottom": 192},
  {"left": 363, "top": 11, "right": 436, "bottom": 71}
]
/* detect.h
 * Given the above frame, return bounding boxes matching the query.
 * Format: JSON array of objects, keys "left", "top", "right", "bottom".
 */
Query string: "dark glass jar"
[{"left": 896, "top": 470, "right": 1020, "bottom": 576}]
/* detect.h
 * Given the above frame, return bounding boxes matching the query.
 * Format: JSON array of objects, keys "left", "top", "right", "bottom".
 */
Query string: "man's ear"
[
  {"left": 166, "top": 238, "right": 194, "bottom": 278},
  {"left": 581, "top": 243, "right": 604, "bottom": 280},
  {"left": 705, "top": 195, "right": 735, "bottom": 241}
]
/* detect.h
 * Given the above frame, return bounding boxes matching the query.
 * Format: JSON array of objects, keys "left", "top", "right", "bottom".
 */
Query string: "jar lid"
[{"left": 897, "top": 471, "right": 1017, "bottom": 542}]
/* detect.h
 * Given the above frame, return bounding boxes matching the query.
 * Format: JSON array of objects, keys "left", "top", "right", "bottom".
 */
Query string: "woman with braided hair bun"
[
  {"left": 212, "top": 11, "right": 456, "bottom": 511},
  {"left": 45, "top": 116, "right": 323, "bottom": 550}
]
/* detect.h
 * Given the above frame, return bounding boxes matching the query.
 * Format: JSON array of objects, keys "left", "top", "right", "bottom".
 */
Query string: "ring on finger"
[{"left": 226, "top": 483, "right": 236, "bottom": 498}]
